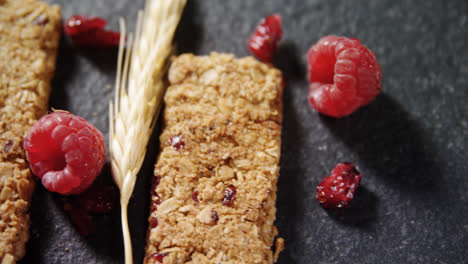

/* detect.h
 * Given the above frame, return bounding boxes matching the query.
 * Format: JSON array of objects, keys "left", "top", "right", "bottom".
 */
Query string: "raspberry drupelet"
[
  {"left": 24, "top": 111, "right": 106, "bottom": 195},
  {"left": 307, "top": 36, "right": 382, "bottom": 118}
]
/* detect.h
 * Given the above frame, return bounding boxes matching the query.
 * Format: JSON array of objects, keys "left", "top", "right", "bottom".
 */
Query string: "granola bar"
[
  {"left": 145, "top": 53, "right": 284, "bottom": 264},
  {"left": 0, "top": 1, "right": 61, "bottom": 263}
]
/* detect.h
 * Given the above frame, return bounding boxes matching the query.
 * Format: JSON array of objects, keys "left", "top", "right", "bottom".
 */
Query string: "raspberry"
[
  {"left": 24, "top": 111, "right": 106, "bottom": 195},
  {"left": 64, "top": 15, "right": 121, "bottom": 48},
  {"left": 77, "top": 185, "right": 118, "bottom": 214},
  {"left": 64, "top": 202, "right": 95, "bottom": 236},
  {"left": 316, "top": 162, "right": 362, "bottom": 209},
  {"left": 307, "top": 36, "right": 382, "bottom": 118},
  {"left": 248, "top": 14, "right": 283, "bottom": 63}
]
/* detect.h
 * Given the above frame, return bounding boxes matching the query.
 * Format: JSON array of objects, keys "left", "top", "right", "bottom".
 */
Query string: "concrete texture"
[{"left": 20, "top": 0, "right": 468, "bottom": 263}]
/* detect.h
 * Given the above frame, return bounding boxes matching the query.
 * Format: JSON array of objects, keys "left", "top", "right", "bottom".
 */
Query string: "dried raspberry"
[
  {"left": 64, "top": 15, "right": 120, "bottom": 48},
  {"left": 316, "top": 162, "right": 362, "bottom": 209},
  {"left": 24, "top": 111, "right": 106, "bottom": 195},
  {"left": 248, "top": 14, "right": 283, "bottom": 62},
  {"left": 222, "top": 186, "right": 236, "bottom": 206},
  {"left": 169, "top": 135, "right": 184, "bottom": 150},
  {"left": 307, "top": 36, "right": 382, "bottom": 118}
]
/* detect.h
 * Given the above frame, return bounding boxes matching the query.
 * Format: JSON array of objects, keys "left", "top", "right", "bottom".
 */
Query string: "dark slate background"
[{"left": 20, "top": 0, "right": 467, "bottom": 263}]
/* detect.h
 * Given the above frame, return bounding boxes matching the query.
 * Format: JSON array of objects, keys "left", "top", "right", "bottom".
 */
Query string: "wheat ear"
[{"left": 109, "top": 0, "right": 186, "bottom": 263}]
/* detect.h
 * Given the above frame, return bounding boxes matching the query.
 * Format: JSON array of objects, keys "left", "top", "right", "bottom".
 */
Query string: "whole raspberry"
[
  {"left": 248, "top": 14, "right": 283, "bottom": 63},
  {"left": 316, "top": 162, "right": 362, "bottom": 209},
  {"left": 307, "top": 36, "right": 382, "bottom": 118},
  {"left": 24, "top": 111, "right": 106, "bottom": 195}
]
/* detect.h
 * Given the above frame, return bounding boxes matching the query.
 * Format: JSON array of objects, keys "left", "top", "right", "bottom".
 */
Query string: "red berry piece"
[
  {"left": 64, "top": 203, "right": 95, "bottom": 236},
  {"left": 77, "top": 185, "right": 118, "bottom": 214},
  {"left": 64, "top": 15, "right": 121, "bottom": 48},
  {"left": 316, "top": 162, "right": 362, "bottom": 209},
  {"left": 64, "top": 15, "right": 107, "bottom": 36},
  {"left": 169, "top": 134, "right": 184, "bottom": 150},
  {"left": 307, "top": 36, "right": 382, "bottom": 118},
  {"left": 192, "top": 191, "right": 199, "bottom": 203},
  {"left": 24, "top": 111, "right": 106, "bottom": 195},
  {"left": 222, "top": 186, "right": 237, "bottom": 206},
  {"left": 150, "top": 253, "right": 167, "bottom": 263},
  {"left": 248, "top": 14, "right": 283, "bottom": 62}
]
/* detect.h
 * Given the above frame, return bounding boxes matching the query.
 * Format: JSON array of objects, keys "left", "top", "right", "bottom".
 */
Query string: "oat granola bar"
[
  {"left": 145, "top": 53, "right": 284, "bottom": 264},
  {"left": 0, "top": 1, "right": 61, "bottom": 263}
]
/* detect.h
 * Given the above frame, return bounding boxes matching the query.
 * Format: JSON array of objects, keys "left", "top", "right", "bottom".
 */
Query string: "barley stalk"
[{"left": 109, "top": 0, "right": 186, "bottom": 263}]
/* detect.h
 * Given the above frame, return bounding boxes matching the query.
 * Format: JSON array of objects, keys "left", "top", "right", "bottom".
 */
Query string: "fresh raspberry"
[
  {"left": 307, "top": 36, "right": 382, "bottom": 118},
  {"left": 248, "top": 14, "right": 283, "bottom": 63},
  {"left": 316, "top": 162, "right": 362, "bottom": 209},
  {"left": 64, "top": 15, "right": 121, "bottom": 48},
  {"left": 24, "top": 111, "right": 106, "bottom": 195}
]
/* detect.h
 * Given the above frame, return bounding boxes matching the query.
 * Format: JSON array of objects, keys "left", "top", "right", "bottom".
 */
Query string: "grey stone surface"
[{"left": 20, "top": 0, "right": 467, "bottom": 263}]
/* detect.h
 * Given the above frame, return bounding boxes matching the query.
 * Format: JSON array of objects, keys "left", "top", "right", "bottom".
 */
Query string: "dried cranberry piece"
[
  {"left": 211, "top": 210, "right": 219, "bottom": 223},
  {"left": 3, "top": 140, "right": 14, "bottom": 155},
  {"left": 222, "top": 186, "right": 237, "bottom": 206},
  {"left": 150, "top": 253, "right": 166, "bottom": 263},
  {"left": 248, "top": 14, "right": 283, "bottom": 62},
  {"left": 316, "top": 162, "right": 362, "bottom": 209},
  {"left": 150, "top": 216, "right": 158, "bottom": 228},
  {"left": 192, "top": 191, "right": 199, "bottom": 203},
  {"left": 169, "top": 134, "right": 184, "bottom": 150}
]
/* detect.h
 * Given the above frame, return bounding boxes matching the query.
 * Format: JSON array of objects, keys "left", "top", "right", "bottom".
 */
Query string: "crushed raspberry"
[
  {"left": 64, "top": 15, "right": 121, "bottom": 48},
  {"left": 77, "top": 185, "right": 118, "bottom": 214},
  {"left": 307, "top": 36, "right": 382, "bottom": 118},
  {"left": 24, "top": 111, "right": 106, "bottom": 195},
  {"left": 248, "top": 14, "right": 283, "bottom": 62},
  {"left": 222, "top": 186, "right": 237, "bottom": 206},
  {"left": 316, "top": 162, "right": 362, "bottom": 209},
  {"left": 64, "top": 203, "right": 95, "bottom": 236},
  {"left": 169, "top": 135, "right": 184, "bottom": 150}
]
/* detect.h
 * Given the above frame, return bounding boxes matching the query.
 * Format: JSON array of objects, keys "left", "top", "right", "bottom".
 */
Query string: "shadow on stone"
[
  {"left": 77, "top": 45, "right": 119, "bottom": 73},
  {"left": 49, "top": 35, "right": 75, "bottom": 110},
  {"left": 325, "top": 186, "right": 378, "bottom": 229},
  {"left": 273, "top": 41, "right": 306, "bottom": 83},
  {"left": 174, "top": 0, "right": 202, "bottom": 54},
  {"left": 320, "top": 94, "right": 442, "bottom": 195}
]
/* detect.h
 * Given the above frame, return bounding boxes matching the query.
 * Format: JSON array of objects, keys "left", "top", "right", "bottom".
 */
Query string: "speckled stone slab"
[{"left": 20, "top": 0, "right": 467, "bottom": 263}]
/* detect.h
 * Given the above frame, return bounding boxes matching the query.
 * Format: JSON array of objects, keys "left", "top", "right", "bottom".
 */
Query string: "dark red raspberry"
[
  {"left": 307, "top": 36, "right": 382, "bottom": 118},
  {"left": 77, "top": 185, "right": 118, "bottom": 214},
  {"left": 316, "top": 162, "right": 362, "bottom": 209},
  {"left": 24, "top": 111, "right": 106, "bottom": 195},
  {"left": 64, "top": 203, "right": 95, "bottom": 236},
  {"left": 64, "top": 15, "right": 121, "bottom": 48},
  {"left": 248, "top": 14, "right": 283, "bottom": 62}
]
